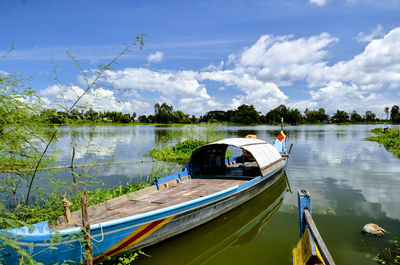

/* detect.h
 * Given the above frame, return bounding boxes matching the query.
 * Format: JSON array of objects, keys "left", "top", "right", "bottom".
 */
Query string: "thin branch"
[
  {"left": 25, "top": 36, "right": 144, "bottom": 204},
  {"left": 0, "top": 41, "right": 15, "bottom": 62}
]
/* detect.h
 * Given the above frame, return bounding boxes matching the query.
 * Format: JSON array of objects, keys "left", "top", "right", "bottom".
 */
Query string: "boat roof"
[{"left": 189, "top": 138, "right": 282, "bottom": 170}]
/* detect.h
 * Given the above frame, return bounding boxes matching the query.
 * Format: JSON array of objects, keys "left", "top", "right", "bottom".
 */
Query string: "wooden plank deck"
[{"left": 52, "top": 178, "right": 246, "bottom": 231}]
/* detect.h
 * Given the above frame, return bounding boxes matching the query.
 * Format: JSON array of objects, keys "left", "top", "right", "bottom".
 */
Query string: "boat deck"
[{"left": 52, "top": 178, "right": 247, "bottom": 231}]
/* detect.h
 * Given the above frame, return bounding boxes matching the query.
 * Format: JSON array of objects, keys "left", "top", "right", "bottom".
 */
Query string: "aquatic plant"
[
  {"left": 148, "top": 139, "right": 208, "bottom": 164},
  {"left": 365, "top": 128, "right": 400, "bottom": 158},
  {"left": 374, "top": 239, "right": 400, "bottom": 265},
  {"left": 148, "top": 124, "right": 228, "bottom": 164}
]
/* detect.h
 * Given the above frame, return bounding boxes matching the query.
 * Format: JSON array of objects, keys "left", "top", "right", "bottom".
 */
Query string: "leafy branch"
[{"left": 25, "top": 35, "right": 145, "bottom": 204}]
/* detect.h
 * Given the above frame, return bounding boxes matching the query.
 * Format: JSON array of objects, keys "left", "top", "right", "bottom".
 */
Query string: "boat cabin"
[{"left": 188, "top": 138, "right": 284, "bottom": 180}]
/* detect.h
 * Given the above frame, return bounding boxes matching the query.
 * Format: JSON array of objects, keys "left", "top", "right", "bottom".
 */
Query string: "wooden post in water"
[{"left": 81, "top": 187, "right": 93, "bottom": 265}]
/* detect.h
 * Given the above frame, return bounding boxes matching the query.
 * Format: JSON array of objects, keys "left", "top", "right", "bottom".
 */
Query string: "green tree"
[
  {"left": 172, "top": 110, "right": 190, "bottom": 123},
  {"left": 286, "top": 108, "right": 303, "bottom": 124},
  {"left": 121, "top": 113, "right": 131, "bottom": 123},
  {"left": 40, "top": 108, "right": 63, "bottom": 124},
  {"left": 391, "top": 105, "right": 400, "bottom": 124},
  {"left": 364, "top": 110, "right": 376, "bottom": 123},
  {"left": 331, "top": 110, "right": 349, "bottom": 123},
  {"left": 385, "top": 107, "right": 390, "bottom": 121},
  {"left": 83, "top": 108, "right": 99, "bottom": 122},
  {"left": 154, "top": 103, "right": 174, "bottom": 123},
  {"left": 350, "top": 111, "right": 362, "bottom": 122},
  {"left": 265, "top": 106, "right": 283, "bottom": 124},
  {"left": 232, "top": 104, "right": 260, "bottom": 124},
  {"left": 200, "top": 110, "right": 227, "bottom": 122},
  {"left": 303, "top": 108, "right": 328, "bottom": 123},
  {"left": 138, "top": 115, "right": 148, "bottom": 123}
]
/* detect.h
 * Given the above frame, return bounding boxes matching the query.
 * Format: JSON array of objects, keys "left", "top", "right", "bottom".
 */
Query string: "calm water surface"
[{"left": 45, "top": 125, "right": 400, "bottom": 264}]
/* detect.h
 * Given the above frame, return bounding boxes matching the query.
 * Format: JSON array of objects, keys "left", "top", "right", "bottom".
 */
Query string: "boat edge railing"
[
  {"left": 153, "top": 169, "right": 187, "bottom": 190},
  {"left": 297, "top": 189, "right": 336, "bottom": 265}
]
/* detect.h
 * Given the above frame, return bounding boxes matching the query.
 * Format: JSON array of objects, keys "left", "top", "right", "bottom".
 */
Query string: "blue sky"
[{"left": 1, "top": 0, "right": 400, "bottom": 117}]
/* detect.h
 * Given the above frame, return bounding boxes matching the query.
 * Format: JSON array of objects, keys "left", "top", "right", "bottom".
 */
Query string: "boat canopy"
[{"left": 188, "top": 138, "right": 283, "bottom": 178}]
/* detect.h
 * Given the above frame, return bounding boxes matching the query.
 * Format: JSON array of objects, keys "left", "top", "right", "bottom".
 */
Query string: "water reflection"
[{"left": 38, "top": 124, "right": 400, "bottom": 223}]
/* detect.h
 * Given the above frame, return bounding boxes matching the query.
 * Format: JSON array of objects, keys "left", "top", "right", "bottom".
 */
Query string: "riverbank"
[
  {"left": 365, "top": 128, "right": 400, "bottom": 158},
  {"left": 44, "top": 121, "right": 394, "bottom": 128},
  {"left": 1, "top": 180, "right": 152, "bottom": 229}
]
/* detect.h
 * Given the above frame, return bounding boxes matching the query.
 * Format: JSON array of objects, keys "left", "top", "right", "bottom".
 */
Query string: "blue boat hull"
[{"left": 1, "top": 164, "right": 286, "bottom": 264}]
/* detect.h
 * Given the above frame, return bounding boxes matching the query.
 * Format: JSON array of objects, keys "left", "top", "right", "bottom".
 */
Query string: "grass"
[
  {"left": 0, "top": 180, "right": 152, "bottom": 229},
  {"left": 365, "top": 128, "right": 400, "bottom": 158}
]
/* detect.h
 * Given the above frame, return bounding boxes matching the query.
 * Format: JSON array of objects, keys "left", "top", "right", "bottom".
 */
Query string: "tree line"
[
  {"left": 40, "top": 108, "right": 137, "bottom": 124},
  {"left": 38, "top": 103, "right": 400, "bottom": 125}
]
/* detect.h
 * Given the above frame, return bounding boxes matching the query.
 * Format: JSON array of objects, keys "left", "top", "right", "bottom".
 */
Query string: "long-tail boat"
[{"left": 1, "top": 132, "right": 290, "bottom": 264}]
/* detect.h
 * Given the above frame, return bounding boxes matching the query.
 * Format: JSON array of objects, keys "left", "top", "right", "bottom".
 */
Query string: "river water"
[{"left": 45, "top": 124, "right": 400, "bottom": 264}]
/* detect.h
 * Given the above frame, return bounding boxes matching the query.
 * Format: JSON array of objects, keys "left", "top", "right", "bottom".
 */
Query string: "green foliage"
[
  {"left": 0, "top": 180, "right": 152, "bottom": 229},
  {"left": 154, "top": 102, "right": 174, "bottom": 123},
  {"left": 39, "top": 108, "right": 137, "bottom": 124},
  {"left": 303, "top": 108, "right": 329, "bottom": 124},
  {"left": 370, "top": 128, "right": 383, "bottom": 134},
  {"left": 0, "top": 37, "right": 146, "bottom": 263},
  {"left": 261, "top": 104, "right": 303, "bottom": 125},
  {"left": 148, "top": 139, "right": 207, "bottom": 164},
  {"left": 231, "top": 104, "right": 260, "bottom": 124},
  {"left": 366, "top": 128, "right": 400, "bottom": 158},
  {"left": 350, "top": 111, "right": 363, "bottom": 122},
  {"left": 148, "top": 125, "right": 231, "bottom": 164},
  {"left": 99, "top": 249, "right": 149, "bottom": 265},
  {"left": 374, "top": 239, "right": 400, "bottom": 265},
  {"left": 331, "top": 109, "right": 349, "bottom": 123},
  {"left": 365, "top": 110, "right": 376, "bottom": 123},
  {"left": 391, "top": 105, "right": 400, "bottom": 124}
]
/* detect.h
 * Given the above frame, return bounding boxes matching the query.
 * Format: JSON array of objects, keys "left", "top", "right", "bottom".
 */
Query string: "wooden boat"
[
  {"left": 160, "top": 171, "right": 289, "bottom": 265},
  {"left": 1, "top": 134, "right": 290, "bottom": 264},
  {"left": 293, "top": 189, "right": 335, "bottom": 265}
]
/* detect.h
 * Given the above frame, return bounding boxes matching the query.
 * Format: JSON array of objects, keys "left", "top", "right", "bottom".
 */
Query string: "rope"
[
  {"left": 71, "top": 213, "right": 105, "bottom": 243},
  {"left": 62, "top": 197, "right": 105, "bottom": 243},
  {"left": 81, "top": 223, "right": 104, "bottom": 243}
]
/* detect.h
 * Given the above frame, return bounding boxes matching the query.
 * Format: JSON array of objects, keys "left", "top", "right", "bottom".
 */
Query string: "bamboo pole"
[{"left": 81, "top": 187, "right": 93, "bottom": 265}]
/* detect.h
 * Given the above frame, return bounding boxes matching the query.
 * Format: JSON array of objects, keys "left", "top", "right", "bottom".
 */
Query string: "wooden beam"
[{"left": 304, "top": 209, "right": 335, "bottom": 265}]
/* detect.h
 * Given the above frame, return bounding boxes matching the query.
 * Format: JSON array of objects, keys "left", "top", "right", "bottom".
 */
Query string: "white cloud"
[
  {"left": 356, "top": 24, "right": 385, "bottom": 43},
  {"left": 40, "top": 84, "right": 62, "bottom": 96},
  {"left": 177, "top": 97, "right": 222, "bottom": 114},
  {"left": 308, "top": 27, "right": 400, "bottom": 89},
  {"left": 309, "top": 0, "right": 327, "bottom": 6},
  {"left": 199, "top": 70, "right": 288, "bottom": 112},
  {"left": 99, "top": 68, "right": 222, "bottom": 114},
  {"left": 0, "top": 70, "right": 9, "bottom": 76},
  {"left": 38, "top": 26, "right": 400, "bottom": 116},
  {"left": 102, "top": 68, "right": 211, "bottom": 99},
  {"left": 132, "top": 99, "right": 150, "bottom": 108},
  {"left": 147, "top": 51, "right": 164, "bottom": 63},
  {"left": 39, "top": 84, "right": 149, "bottom": 113},
  {"left": 237, "top": 33, "right": 337, "bottom": 86}
]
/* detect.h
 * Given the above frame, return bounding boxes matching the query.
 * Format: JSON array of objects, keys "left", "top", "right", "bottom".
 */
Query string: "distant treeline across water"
[{"left": 39, "top": 102, "right": 400, "bottom": 125}]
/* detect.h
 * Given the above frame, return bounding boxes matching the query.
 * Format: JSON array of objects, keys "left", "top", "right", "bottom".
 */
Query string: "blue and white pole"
[{"left": 281, "top": 117, "right": 284, "bottom": 131}]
